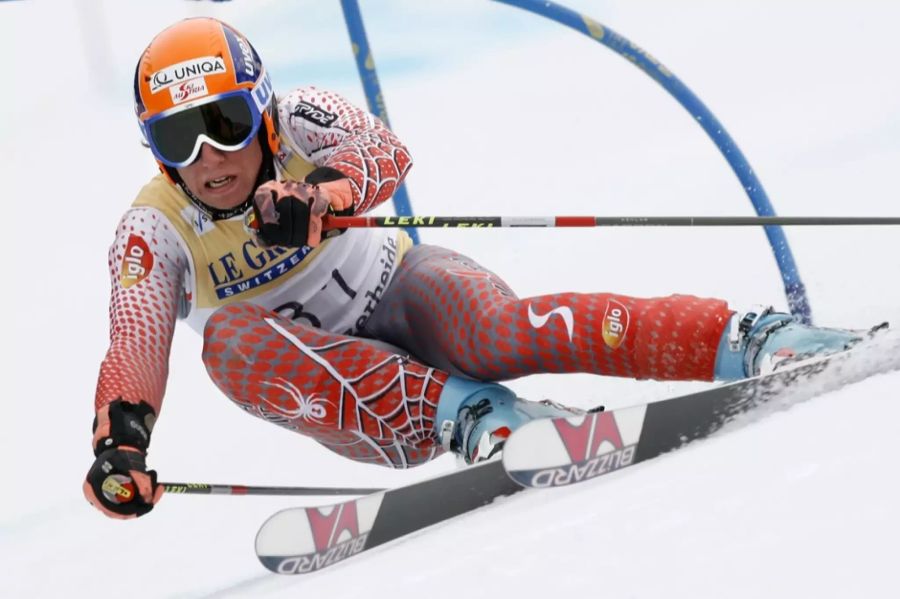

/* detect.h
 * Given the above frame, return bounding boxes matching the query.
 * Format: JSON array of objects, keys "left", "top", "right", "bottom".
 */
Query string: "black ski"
[
  {"left": 255, "top": 459, "right": 522, "bottom": 574},
  {"left": 505, "top": 326, "right": 900, "bottom": 487}
]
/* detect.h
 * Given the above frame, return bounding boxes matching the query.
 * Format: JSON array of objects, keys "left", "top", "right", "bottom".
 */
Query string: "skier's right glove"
[
  {"left": 246, "top": 169, "right": 354, "bottom": 249},
  {"left": 83, "top": 399, "right": 163, "bottom": 519}
]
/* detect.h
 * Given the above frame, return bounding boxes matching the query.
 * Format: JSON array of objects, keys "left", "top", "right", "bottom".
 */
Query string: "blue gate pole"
[
  {"left": 494, "top": 0, "right": 812, "bottom": 323},
  {"left": 339, "top": 0, "right": 419, "bottom": 244}
]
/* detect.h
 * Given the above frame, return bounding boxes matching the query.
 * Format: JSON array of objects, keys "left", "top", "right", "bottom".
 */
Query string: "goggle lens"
[{"left": 147, "top": 95, "right": 259, "bottom": 166}]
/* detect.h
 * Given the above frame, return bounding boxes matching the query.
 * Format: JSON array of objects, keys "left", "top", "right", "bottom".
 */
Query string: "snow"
[{"left": 2, "top": 1, "right": 899, "bottom": 597}]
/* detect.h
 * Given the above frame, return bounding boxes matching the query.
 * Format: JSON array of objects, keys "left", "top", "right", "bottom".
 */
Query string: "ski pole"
[
  {"left": 324, "top": 215, "right": 900, "bottom": 229},
  {"left": 161, "top": 482, "right": 383, "bottom": 497}
]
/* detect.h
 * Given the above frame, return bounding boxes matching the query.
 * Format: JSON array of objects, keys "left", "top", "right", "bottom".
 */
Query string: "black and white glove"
[{"left": 83, "top": 399, "right": 163, "bottom": 519}]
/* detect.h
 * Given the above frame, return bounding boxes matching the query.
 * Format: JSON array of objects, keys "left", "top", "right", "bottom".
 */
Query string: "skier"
[{"left": 84, "top": 17, "right": 865, "bottom": 518}]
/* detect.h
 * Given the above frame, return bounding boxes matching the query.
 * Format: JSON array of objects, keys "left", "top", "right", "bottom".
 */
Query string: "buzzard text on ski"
[
  {"left": 256, "top": 494, "right": 384, "bottom": 574},
  {"left": 502, "top": 407, "right": 646, "bottom": 488}
]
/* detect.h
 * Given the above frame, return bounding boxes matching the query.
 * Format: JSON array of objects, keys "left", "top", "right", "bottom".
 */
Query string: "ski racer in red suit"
[{"left": 84, "top": 17, "right": 863, "bottom": 518}]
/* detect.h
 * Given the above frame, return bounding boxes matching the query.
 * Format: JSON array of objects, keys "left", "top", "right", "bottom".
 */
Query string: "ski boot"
[
  {"left": 436, "top": 377, "right": 592, "bottom": 464},
  {"left": 714, "top": 305, "right": 869, "bottom": 380}
]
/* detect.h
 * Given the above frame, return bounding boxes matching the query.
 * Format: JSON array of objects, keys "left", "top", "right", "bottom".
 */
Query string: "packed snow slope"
[{"left": 2, "top": 1, "right": 898, "bottom": 597}]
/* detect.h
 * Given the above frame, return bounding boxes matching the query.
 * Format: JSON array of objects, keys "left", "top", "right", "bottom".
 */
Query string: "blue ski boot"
[
  {"left": 436, "top": 377, "right": 589, "bottom": 464},
  {"left": 714, "top": 305, "right": 867, "bottom": 380}
]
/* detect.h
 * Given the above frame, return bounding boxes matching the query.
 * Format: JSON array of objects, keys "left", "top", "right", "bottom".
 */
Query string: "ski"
[
  {"left": 255, "top": 459, "right": 522, "bottom": 574},
  {"left": 256, "top": 327, "right": 900, "bottom": 574},
  {"left": 504, "top": 326, "right": 900, "bottom": 488}
]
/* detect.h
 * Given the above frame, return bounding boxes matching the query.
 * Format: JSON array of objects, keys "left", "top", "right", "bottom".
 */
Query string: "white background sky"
[{"left": 1, "top": 1, "right": 899, "bottom": 597}]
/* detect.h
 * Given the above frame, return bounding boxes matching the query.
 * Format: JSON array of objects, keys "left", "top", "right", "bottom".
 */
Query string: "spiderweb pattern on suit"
[{"left": 203, "top": 302, "right": 448, "bottom": 468}]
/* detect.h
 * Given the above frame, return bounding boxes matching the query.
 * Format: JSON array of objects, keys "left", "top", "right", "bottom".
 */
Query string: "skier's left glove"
[
  {"left": 83, "top": 399, "right": 163, "bottom": 519},
  {"left": 247, "top": 167, "right": 354, "bottom": 248}
]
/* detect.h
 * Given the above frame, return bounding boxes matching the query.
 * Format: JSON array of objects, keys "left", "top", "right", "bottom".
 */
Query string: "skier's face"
[{"left": 176, "top": 138, "right": 263, "bottom": 210}]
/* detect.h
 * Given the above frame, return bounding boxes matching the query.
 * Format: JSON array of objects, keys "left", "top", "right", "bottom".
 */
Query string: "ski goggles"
[{"left": 140, "top": 72, "right": 274, "bottom": 168}]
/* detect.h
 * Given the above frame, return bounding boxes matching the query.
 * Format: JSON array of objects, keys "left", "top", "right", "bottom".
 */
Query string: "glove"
[
  {"left": 248, "top": 167, "right": 354, "bottom": 248},
  {"left": 83, "top": 399, "right": 163, "bottom": 519}
]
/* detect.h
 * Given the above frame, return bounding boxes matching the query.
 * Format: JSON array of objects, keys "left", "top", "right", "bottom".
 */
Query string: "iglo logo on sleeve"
[
  {"left": 602, "top": 299, "right": 631, "bottom": 349},
  {"left": 120, "top": 234, "right": 154, "bottom": 288}
]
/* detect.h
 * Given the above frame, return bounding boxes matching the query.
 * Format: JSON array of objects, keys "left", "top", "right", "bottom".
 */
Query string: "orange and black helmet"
[{"left": 133, "top": 17, "right": 279, "bottom": 177}]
